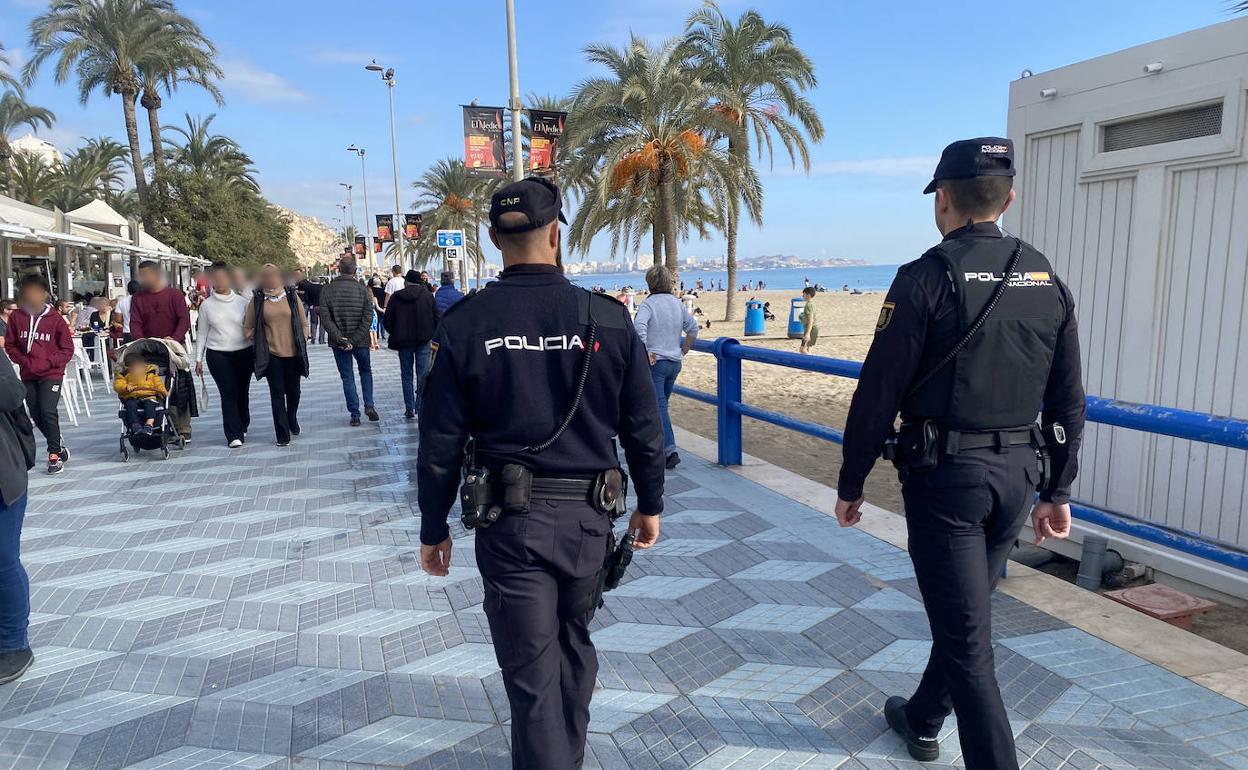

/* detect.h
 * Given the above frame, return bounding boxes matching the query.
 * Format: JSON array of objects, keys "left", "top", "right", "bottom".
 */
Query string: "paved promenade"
[{"left": 1, "top": 347, "right": 1246, "bottom": 769}]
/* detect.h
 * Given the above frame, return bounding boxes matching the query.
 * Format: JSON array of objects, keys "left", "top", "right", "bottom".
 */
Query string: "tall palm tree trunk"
[
  {"left": 659, "top": 161, "right": 679, "bottom": 273},
  {"left": 725, "top": 203, "right": 739, "bottom": 319},
  {"left": 142, "top": 90, "right": 164, "bottom": 177},
  {"left": 121, "top": 91, "right": 148, "bottom": 208},
  {"left": 652, "top": 222, "right": 663, "bottom": 267}
]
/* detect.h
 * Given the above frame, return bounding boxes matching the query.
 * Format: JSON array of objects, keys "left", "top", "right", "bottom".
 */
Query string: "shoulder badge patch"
[{"left": 876, "top": 302, "right": 895, "bottom": 333}]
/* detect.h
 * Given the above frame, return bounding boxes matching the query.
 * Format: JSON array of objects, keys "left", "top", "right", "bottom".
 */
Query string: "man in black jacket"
[
  {"left": 0, "top": 348, "right": 34, "bottom": 683},
  {"left": 384, "top": 270, "right": 440, "bottom": 420},
  {"left": 319, "top": 256, "right": 379, "bottom": 426}
]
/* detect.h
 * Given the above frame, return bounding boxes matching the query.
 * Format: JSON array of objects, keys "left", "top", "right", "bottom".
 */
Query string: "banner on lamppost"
[
  {"left": 373, "top": 239, "right": 383, "bottom": 254},
  {"left": 353, "top": 235, "right": 366, "bottom": 256},
  {"left": 528, "top": 109, "right": 566, "bottom": 177},
  {"left": 376, "top": 214, "right": 394, "bottom": 243},
  {"left": 463, "top": 105, "right": 507, "bottom": 178},
  {"left": 404, "top": 213, "right": 422, "bottom": 241}
]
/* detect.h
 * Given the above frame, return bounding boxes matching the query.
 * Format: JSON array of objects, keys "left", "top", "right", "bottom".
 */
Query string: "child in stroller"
[{"left": 114, "top": 358, "right": 168, "bottom": 436}]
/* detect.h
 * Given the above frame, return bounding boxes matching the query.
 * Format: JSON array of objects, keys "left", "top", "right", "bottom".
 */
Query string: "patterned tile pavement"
[{"left": 2, "top": 347, "right": 1246, "bottom": 769}]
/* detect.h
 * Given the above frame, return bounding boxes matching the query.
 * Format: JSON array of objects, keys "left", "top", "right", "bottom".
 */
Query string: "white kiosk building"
[{"left": 1005, "top": 17, "right": 1248, "bottom": 599}]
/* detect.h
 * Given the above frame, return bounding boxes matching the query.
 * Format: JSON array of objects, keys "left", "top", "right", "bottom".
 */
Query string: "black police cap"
[
  {"left": 923, "top": 137, "right": 1015, "bottom": 194},
  {"left": 489, "top": 177, "right": 568, "bottom": 234}
]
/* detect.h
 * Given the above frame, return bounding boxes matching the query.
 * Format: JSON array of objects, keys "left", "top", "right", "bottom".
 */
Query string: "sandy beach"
[{"left": 663, "top": 288, "right": 908, "bottom": 513}]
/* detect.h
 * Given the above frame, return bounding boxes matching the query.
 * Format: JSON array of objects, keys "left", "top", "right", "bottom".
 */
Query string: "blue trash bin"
[
  {"left": 744, "top": 300, "right": 765, "bottom": 336},
  {"left": 787, "top": 298, "right": 806, "bottom": 339}
]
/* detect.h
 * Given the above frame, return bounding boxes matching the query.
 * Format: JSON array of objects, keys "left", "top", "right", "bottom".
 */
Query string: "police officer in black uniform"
[
  {"left": 834, "top": 138, "right": 1086, "bottom": 770},
  {"left": 416, "top": 177, "right": 666, "bottom": 770}
]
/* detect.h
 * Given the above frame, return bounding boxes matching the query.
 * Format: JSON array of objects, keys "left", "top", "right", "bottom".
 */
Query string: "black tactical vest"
[{"left": 905, "top": 236, "right": 1065, "bottom": 431}]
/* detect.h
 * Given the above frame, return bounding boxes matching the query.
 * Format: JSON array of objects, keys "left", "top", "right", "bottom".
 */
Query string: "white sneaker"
[{"left": 228, "top": 439, "right": 243, "bottom": 448}]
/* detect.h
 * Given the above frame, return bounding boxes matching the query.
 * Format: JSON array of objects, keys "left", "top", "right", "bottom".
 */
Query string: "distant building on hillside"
[{"left": 10, "top": 134, "right": 62, "bottom": 167}]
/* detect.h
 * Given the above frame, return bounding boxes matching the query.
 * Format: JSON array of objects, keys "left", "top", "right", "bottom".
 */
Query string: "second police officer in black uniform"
[
  {"left": 416, "top": 177, "right": 667, "bottom": 770},
  {"left": 835, "top": 138, "right": 1086, "bottom": 770}
]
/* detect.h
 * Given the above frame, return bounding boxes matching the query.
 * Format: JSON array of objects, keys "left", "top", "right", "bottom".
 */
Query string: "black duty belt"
[
  {"left": 530, "top": 476, "right": 596, "bottom": 501},
  {"left": 946, "top": 428, "right": 1037, "bottom": 454}
]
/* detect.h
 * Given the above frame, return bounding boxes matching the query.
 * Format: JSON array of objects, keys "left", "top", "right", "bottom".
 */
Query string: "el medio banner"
[
  {"left": 404, "top": 213, "right": 422, "bottom": 241},
  {"left": 353, "top": 235, "right": 366, "bottom": 256},
  {"left": 464, "top": 105, "right": 507, "bottom": 178},
  {"left": 528, "top": 109, "right": 566, "bottom": 177},
  {"left": 376, "top": 214, "right": 394, "bottom": 243}
]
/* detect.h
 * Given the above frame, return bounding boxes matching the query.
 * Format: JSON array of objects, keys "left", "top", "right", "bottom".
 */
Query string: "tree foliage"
[
  {"left": 147, "top": 168, "right": 295, "bottom": 270},
  {"left": 410, "top": 157, "right": 497, "bottom": 276}
]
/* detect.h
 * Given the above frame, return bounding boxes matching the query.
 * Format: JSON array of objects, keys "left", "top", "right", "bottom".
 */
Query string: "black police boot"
[
  {"left": 0, "top": 648, "right": 34, "bottom": 685},
  {"left": 885, "top": 696, "right": 940, "bottom": 761}
]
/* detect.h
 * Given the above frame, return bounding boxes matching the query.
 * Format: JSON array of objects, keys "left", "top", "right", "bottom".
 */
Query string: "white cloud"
[
  {"left": 770, "top": 155, "right": 939, "bottom": 178},
  {"left": 219, "top": 58, "right": 312, "bottom": 105}
]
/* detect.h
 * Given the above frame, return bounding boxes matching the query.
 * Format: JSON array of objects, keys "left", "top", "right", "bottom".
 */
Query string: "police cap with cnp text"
[
  {"left": 923, "top": 137, "right": 1015, "bottom": 194},
  {"left": 489, "top": 177, "right": 568, "bottom": 234}
]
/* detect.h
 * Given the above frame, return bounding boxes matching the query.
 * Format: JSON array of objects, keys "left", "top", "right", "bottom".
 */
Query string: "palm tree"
[
  {"left": 411, "top": 158, "right": 495, "bottom": 280},
  {"left": 682, "top": 2, "right": 823, "bottom": 318},
  {"left": 0, "top": 43, "right": 21, "bottom": 93},
  {"left": 105, "top": 186, "right": 141, "bottom": 218},
  {"left": 7, "top": 150, "right": 59, "bottom": 206},
  {"left": 47, "top": 148, "right": 103, "bottom": 210},
  {"left": 136, "top": 9, "right": 222, "bottom": 176},
  {"left": 80, "top": 136, "right": 128, "bottom": 194},
  {"left": 163, "top": 113, "right": 259, "bottom": 194},
  {"left": 24, "top": 0, "right": 180, "bottom": 208},
  {"left": 0, "top": 91, "right": 56, "bottom": 196},
  {"left": 567, "top": 36, "right": 735, "bottom": 272}
]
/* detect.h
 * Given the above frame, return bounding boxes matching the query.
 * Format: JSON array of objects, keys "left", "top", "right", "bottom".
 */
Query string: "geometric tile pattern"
[{"left": 0, "top": 347, "right": 1244, "bottom": 768}]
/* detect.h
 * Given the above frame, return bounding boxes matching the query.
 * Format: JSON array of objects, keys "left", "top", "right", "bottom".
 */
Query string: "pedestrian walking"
[
  {"left": 3, "top": 276, "right": 73, "bottom": 474},
  {"left": 319, "top": 255, "right": 379, "bottom": 426},
  {"left": 0, "top": 299, "right": 14, "bottom": 347},
  {"left": 633, "top": 265, "right": 698, "bottom": 470},
  {"left": 383, "top": 269, "right": 439, "bottom": 420},
  {"left": 0, "top": 345, "right": 35, "bottom": 684},
  {"left": 434, "top": 271, "right": 464, "bottom": 314},
  {"left": 130, "top": 261, "right": 193, "bottom": 442},
  {"left": 244, "top": 264, "right": 310, "bottom": 447},
  {"left": 196, "top": 263, "right": 254, "bottom": 448},
  {"left": 799, "top": 286, "right": 819, "bottom": 353},
  {"left": 382, "top": 264, "right": 406, "bottom": 307},
  {"left": 294, "top": 270, "right": 324, "bottom": 344},
  {"left": 115, "top": 280, "right": 138, "bottom": 343},
  {"left": 417, "top": 177, "right": 666, "bottom": 769},
  {"left": 836, "top": 138, "right": 1085, "bottom": 770}
]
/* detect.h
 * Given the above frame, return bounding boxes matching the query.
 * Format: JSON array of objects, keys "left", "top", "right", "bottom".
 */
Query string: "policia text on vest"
[{"left": 835, "top": 137, "right": 1086, "bottom": 770}]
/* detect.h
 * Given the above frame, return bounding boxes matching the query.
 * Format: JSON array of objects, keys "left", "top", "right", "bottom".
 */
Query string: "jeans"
[
  {"left": 123, "top": 398, "right": 159, "bottom": 428},
  {"left": 24, "top": 379, "right": 63, "bottom": 455},
  {"left": 332, "top": 346, "right": 373, "bottom": 417},
  {"left": 649, "top": 358, "right": 681, "bottom": 454},
  {"left": 307, "top": 306, "right": 323, "bottom": 344},
  {"left": 206, "top": 347, "right": 254, "bottom": 442},
  {"left": 263, "top": 355, "right": 302, "bottom": 443},
  {"left": 397, "top": 343, "right": 431, "bottom": 414},
  {"left": 0, "top": 495, "right": 29, "bottom": 651}
]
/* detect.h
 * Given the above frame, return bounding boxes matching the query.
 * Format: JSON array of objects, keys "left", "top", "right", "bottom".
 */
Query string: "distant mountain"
[{"left": 271, "top": 205, "right": 340, "bottom": 268}]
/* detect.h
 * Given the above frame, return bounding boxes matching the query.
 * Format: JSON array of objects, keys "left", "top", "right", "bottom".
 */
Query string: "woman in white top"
[
  {"left": 633, "top": 265, "right": 699, "bottom": 470},
  {"left": 195, "top": 263, "right": 253, "bottom": 447}
]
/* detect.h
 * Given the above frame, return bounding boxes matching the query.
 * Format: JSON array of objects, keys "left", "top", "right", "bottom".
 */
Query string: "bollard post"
[{"left": 714, "top": 338, "right": 743, "bottom": 466}]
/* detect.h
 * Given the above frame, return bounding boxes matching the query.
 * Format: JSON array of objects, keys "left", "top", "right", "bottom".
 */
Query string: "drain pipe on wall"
[{"left": 1076, "top": 534, "right": 1127, "bottom": 589}]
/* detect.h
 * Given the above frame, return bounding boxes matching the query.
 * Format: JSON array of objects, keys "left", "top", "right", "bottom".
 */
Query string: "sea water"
[{"left": 568, "top": 264, "right": 900, "bottom": 292}]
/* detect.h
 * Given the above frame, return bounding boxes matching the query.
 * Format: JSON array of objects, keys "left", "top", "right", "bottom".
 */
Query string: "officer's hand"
[
  {"left": 628, "top": 511, "right": 660, "bottom": 549},
  {"left": 421, "top": 538, "right": 453, "bottom": 576},
  {"left": 835, "top": 496, "right": 864, "bottom": 527},
  {"left": 1032, "top": 502, "right": 1071, "bottom": 545}
]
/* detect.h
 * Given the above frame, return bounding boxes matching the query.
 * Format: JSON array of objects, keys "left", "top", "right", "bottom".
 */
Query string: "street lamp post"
[
  {"left": 338, "top": 183, "right": 355, "bottom": 236},
  {"left": 505, "top": 0, "right": 524, "bottom": 182},
  {"left": 365, "top": 61, "right": 405, "bottom": 268},
  {"left": 346, "top": 145, "right": 373, "bottom": 269}
]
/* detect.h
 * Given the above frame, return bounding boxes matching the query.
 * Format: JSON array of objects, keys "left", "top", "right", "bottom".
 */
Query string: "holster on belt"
[
  {"left": 592, "top": 468, "right": 628, "bottom": 519},
  {"left": 885, "top": 420, "right": 940, "bottom": 481}
]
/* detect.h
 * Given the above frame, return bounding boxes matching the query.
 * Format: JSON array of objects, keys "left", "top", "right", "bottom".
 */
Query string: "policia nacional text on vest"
[{"left": 836, "top": 137, "right": 1086, "bottom": 770}]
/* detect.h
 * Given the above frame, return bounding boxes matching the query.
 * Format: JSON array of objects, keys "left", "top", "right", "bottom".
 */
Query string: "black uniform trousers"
[
  {"left": 205, "top": 347, "right": 254, "bottom": 443},
  {"left": 261, "top": 355, "right": 301, "bottom": 444},
  {"left": 476, "top": 497, "right": 612, "bottom": 770},
  {"left": 901, "top": 444, "right": 1039, "bottom": 770},
  {"left": 24, "top": 379, "right": 63, "bottom": 455}
]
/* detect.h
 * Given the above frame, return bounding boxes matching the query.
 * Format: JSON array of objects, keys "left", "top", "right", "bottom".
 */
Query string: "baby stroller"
[{"left": 115, "top": 339, "right": 183, "bottom": 461}]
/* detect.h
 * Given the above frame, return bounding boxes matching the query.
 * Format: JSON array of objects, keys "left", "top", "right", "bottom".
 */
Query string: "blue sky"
[{"left": 0, "top": 0, "right": 1234, "bottom": 264}]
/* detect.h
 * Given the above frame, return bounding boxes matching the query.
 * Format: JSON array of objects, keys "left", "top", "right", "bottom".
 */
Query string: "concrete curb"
[{"left": 672, "top": 425, "right": 1248, "bottom": 706}]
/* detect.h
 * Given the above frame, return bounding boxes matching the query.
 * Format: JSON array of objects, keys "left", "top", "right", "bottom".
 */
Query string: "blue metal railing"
[{"left": 673, "top": 337, "right": 1248, "bottom": 572}]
